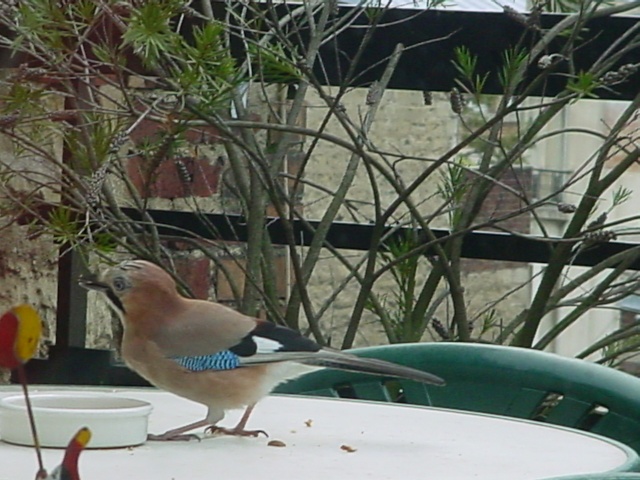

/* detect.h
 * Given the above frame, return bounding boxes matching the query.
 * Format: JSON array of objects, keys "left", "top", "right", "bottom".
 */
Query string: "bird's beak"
[
  {"left": 78, "top": 273, "right": 126, "bottom": 315},
  {"left": 78, "top": 274, "right": 109, "bottom": 292}
]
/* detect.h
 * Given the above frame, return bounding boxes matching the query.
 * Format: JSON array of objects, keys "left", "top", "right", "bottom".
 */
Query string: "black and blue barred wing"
[{"left": 172, "top": 350, "right": 241, "bottom": 372}]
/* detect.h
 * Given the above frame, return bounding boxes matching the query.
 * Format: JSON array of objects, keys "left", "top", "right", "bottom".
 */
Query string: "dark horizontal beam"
[
  {"left": 2, "top": 6, "right": 637, "bottom": 100},
  {"left": 18, "top": 346, "right": 149, "bottom": 386},
  {"left": 313, "top": 7, "right": 640, "bottom": 100},
  {"left": 123, "top": 208, "right": 640, "bottom": 270}
]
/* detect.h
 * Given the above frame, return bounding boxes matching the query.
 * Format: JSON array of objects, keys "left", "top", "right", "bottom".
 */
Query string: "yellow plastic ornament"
[{"left": 0, "top": 304, "right": 43, "bottom": 369}]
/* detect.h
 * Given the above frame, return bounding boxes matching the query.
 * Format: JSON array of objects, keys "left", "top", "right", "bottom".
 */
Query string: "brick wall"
[
  {"left": 120, "top": 93, "right": 297, "bottom": 307},
  {"left": 462, "top": 167, "right": 532, "bottom": 273}
]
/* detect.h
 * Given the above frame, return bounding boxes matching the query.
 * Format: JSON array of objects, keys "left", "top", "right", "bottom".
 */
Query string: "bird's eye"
[{"left": 112, "top": 277, "right": 127, "bottom": 292}]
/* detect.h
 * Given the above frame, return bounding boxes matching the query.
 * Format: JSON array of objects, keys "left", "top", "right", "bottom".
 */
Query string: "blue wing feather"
[{"left": 173, "top": 350, "right": 241, "bottom": 372}]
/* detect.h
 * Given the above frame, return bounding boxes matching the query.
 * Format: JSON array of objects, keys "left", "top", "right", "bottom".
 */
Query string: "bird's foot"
[
  {"left": 205, "top": 425, "right": 269, "bottom": 438},
  {"left": 147, "top": 432, "right": 201, "bottom": 442}
]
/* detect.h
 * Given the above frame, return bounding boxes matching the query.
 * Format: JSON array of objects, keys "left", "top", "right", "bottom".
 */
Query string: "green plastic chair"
[{"left": 274, "top": 343, "right": 640, "bottom": 454}]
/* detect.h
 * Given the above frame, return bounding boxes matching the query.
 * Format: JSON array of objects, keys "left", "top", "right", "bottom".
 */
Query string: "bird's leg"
[
  {"left": 206, "top": 404, "right": 268, "bottom": 438},
  {"left": 147, "top": 419, "right": 209, "bottom": 441}
]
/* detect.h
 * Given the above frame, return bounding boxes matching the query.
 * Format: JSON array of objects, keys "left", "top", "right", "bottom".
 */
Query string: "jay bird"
[{"left": 79, "top": 259, "right": 445, "bottom": 441}]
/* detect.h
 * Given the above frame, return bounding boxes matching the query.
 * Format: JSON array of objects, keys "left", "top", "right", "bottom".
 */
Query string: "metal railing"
[{"left": 531, "top": 168, "right": 573, "bottom": 204}]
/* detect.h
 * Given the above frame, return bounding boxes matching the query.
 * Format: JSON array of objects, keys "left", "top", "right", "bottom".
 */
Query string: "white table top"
[{"left": 1, "top": 386, "right": 638, "bottom": 480}]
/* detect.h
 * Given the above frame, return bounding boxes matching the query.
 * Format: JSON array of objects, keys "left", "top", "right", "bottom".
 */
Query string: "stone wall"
[
  {"left": 303, "top": 89, "right": 455, "bottom": 346},
  {"left": 0, "top": 90, "right": 62, "bottom": 381},
  {"left": 300, "top": 89, "right": 533, "bottom": 346}
]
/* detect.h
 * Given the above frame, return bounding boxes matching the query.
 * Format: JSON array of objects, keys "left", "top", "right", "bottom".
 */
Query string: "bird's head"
[{"left": 79, "top": 260, "right": 179, "bottom": 317}]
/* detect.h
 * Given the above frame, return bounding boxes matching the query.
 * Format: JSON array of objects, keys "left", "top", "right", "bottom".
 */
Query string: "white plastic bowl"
[{"left": 0, "top": 392, "right": 153, "bottom": 448}]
